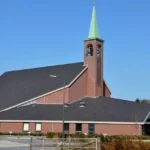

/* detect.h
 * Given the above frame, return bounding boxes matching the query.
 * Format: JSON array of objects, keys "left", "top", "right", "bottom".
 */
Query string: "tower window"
[
  {"left": 97, "top": 45, "right": 101, "bottom": 57},
  {"left": 86, "top": 44, "right": 93, "bottom": 56}
]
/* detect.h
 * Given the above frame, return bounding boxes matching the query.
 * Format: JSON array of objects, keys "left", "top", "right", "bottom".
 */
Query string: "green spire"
[{"left": 88, "top": 6, "right": 99, "bottom": 39}]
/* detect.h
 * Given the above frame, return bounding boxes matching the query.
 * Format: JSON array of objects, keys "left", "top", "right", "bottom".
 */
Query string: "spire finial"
[{"left": 93, "top": 0, "right": 96, "bottom": 6}]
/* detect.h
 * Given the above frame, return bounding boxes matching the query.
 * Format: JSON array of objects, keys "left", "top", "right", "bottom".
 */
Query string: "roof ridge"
[{"left": 2, "top": 62, "right": 84, "bottom": 74}]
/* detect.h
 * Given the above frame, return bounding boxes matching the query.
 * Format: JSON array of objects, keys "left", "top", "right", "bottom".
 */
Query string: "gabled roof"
[
  {"left": 0, "top": 97, "right": 150, "bottom": 123},
  {"left": 0, "top": 62, "right": 85, "bottom": 111}
]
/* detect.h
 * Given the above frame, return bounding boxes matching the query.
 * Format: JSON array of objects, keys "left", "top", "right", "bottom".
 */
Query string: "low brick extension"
[{"left": 0, "top": 122, "right": 142, "bottom": 136}]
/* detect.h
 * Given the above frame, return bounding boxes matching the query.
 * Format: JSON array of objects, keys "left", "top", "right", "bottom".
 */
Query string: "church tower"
[{"left": 84, "top": 5, "right": 104, "bottom": 97}]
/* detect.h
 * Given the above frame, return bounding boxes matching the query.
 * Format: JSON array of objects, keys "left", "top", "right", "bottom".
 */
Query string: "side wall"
[
  {"left": 68, "top": 71, "right": 87, "bottom": 102},
  {"left": 37, "top": 88, "right": 69, "bottom": 104},
  {"left": 95, "top": 124, "right": 142, "bottom": 136},
  {"left": 36, "top": 70, "right": 87, "bottom": 104},
  {"left": 0, "top": 122, "right": 23, "bottom": 133},
  {"left": 0, "top": 122, "right": 142, "bottom": 136},
  {"left": 103, "top": 81, "right": 111, "bottom": 97}
]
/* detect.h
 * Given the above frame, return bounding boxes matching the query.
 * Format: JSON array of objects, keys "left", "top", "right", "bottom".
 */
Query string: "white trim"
[
  {"left": 144, "top": 123, "right": 150, "bottom": 124},
  {"left": 37, "top": 103, "right": 63, "bottom": 105},
  {"left": 0, "top": 120, "right": 144, "bottom": 125},
  {"left": 68, "top": 67, "right": 88, "bottom": 87},
  {"left": 143, "top": 111, "right": 150, "bottom": 123},
  {"left": 0, "top": 66, "right": 88, "bottom": 112}
]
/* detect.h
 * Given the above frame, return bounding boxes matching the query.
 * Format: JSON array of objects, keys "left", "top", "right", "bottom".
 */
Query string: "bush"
[
  {"left": 101, "top": 140, "right": 150, "bottom": 150},
  {"left": 99, "top": 134, "right": 112, "bottom": 143},
  {"left": 71, "top": 132, "right": 85, "bottom": 138},
  {"left": 0, "top": 132, "right": 45, "bottom": 136},
  {"left": 46, "top": 132, "right": 87, "bottom": 139},
  {"left": 46, "top": 132, "right": 56, "bottom": 138}
]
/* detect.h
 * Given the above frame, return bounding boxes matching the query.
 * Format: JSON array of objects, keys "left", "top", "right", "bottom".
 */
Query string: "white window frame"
[
  {"left": 36, "top": 123, "right": 42, "bottom": 132},
  {"left": 23, "top": 123, "right": 29, "bottom": 132}
]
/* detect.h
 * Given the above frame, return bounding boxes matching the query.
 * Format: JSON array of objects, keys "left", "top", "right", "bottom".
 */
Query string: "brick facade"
[
  {"left": 103, "top": 81, "right": 111, "bottom": 97},
  {"left": 0, "top": 122, "right": 22, "bottom": 133},
  {"left": 95, "top": 124, "right": 142, "bottom": 136},
  {"left": 37, "top": 88, "right": 70, "bottom": 104},
  {"left": 84, "top": 39, "right": 104, "bottom": 97},
  {"left": 36, "top": 70, "right": 87, "bottom": 104},
  {"left": 0, "top": 122, "right": 142, "bottom": 136},
  {"left": 35, "top": 38, "right": 111, "bottom": 105}
]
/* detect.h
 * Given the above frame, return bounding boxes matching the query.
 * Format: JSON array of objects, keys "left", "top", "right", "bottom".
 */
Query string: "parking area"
[
  {"left": 0, "top": 135, "right": 98, "bottom": 150},
  {"left": 0, "top": 136, "right": 57, "bottom": 150}
]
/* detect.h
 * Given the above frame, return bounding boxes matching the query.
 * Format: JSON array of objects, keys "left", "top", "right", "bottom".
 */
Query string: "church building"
[{"left": 0, "top": 6, "right": 150, "bottom": 136}]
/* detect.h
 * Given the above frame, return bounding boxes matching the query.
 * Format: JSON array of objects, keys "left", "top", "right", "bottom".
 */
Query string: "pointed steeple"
[{"left": 88, "top": 6, "right": 99, "bottom": 39}]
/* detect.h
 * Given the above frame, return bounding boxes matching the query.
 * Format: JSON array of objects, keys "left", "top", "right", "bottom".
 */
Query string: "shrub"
[
  {"left": 46, "top": 132, "right": 56, "bottom": 138},
  {"left": 73, "top": 132, "right": 85, "bottom": 138},
  {"left": 101, "top": 140, "right": 150, "bottom": 150},
  {"left": 99, "top": 134, "right": 112, "bottom": 143}
]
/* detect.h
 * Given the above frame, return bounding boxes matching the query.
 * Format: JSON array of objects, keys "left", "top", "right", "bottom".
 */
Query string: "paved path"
[{"left": 0, "top": 136, "right": 58, "bottom": 150}]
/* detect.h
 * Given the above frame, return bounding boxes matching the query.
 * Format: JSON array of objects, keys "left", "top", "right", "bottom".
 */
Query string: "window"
[
  {"left": 64, "top": 123, "right": 69, "bottom": 132},
  {"left": 76, "top": 123, "right": 82, "bottom": 132},
  {"left": 97, "top": 45, "right": 101, "bottom": 57},
  {"left": 86, "top": 44, "right": 93, "bottom": 56},
  {"left": 88, "top": 124, "right": 95, "bottom": 134},
  {"left": 23, "top": 123, "right": 29, "bottom": 132},
  {"left": 79, "top": 102, "right": 85, "bottom": 108},
  {"left": 97, "top": 48, "right": 100, "bottom": 57},
  {"left": 36, "top": 123, "right": 42, "bottom": 132}
]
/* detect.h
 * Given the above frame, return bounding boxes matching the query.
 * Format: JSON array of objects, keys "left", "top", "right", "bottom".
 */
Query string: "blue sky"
[{"left": 0, "top": 0, "right": 150, "bottom": 101}]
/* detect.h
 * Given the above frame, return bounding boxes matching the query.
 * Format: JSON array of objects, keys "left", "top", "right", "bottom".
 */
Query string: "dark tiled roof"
[
  {"left": 0, "top": 97, "right": 150, "bottom": 122},
  {"left": 0, "top": 62, "right": 85, "bottom": 111}
]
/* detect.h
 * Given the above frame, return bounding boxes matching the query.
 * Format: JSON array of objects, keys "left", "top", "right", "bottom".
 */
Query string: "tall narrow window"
[
  {"left": 64, "top": 123, "right": 69, "bottom": 133},
  {"left": 23, "top": 123, "right": 29, "bottom": 132},
  {"left": 88, "top": 123, "right": 95, "bottom": 134},
  {"left": 76, "top": 123, "right": 82, "bottom": 132},
  {"left": 97, "top": 45, "right": 101, "bottom": 57},
  {"left": 86, "top": 44, "right": 93, "bottom": 56},
  {"left": 36, "top": 123, "right": 42, "bottom": 132}
]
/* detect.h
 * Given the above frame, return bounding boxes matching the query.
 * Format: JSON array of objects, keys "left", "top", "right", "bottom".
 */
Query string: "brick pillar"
[
  {"left": 69, "top": 123, "right": 76, "bottom": 134},
  {"left": 30, "top": 123, "right": 35, "bottom": 133},
  {"left": 82, "top": 124, "right": 88, "bottom": 135}
]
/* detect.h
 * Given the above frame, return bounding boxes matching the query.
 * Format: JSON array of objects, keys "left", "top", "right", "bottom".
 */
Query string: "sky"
[{"left": 0, "top": 0, "right": 150, "bottom": 101}]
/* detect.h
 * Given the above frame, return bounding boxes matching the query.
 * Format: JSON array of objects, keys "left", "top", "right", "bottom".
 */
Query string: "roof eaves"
[{"left": 0, "top": 120, "right": 144, "bottom": 125}]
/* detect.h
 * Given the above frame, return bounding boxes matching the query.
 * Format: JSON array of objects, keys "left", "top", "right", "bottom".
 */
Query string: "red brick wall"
[
  {"left": 0, "top": 122, "right": 141, "bottom": 135},
  {"left": 52, "top": 123, "right": 62, "bottom": 133},
  {"left": 36, "top": 70, "right": 87, "bottom": 104},
  {"left": 37, "top": 88, "right": 69, "bottom": 104},
  {"left": 84, "top": 39, "right": 104, "bottom": 97},
  {"left": 69, "top": 71, "right": 87, "bottom": 102},
  {"left": 42, "top": 122, "right": 51, "bottom": 134},
  {"left": 82, "top": 124, "right": 88, "bottom": 135},
  {"left": 69, "top": 123, "right": 75, "bottom": 134},
  {"left": 95, "top": 124, "right": 142, "bottom": 135},
  {"left": 103, "top": 82, "right": 111, "bottom": 97},
  {"left": 0, "top": 122, "right": 22, "bottom": 133},
  {"left": 30, "top": 122, "right": 35, "bottom": 133}
]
